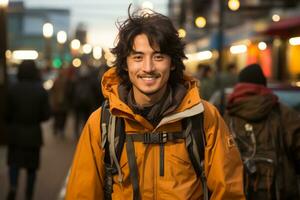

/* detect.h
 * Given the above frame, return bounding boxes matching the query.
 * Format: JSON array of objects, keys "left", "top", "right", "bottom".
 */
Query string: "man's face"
[{"left": 126, "top": 34, "right": 173, "bottom": 104}]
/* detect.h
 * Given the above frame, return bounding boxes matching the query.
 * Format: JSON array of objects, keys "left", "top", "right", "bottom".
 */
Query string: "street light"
[
  {"left": 178, "top": 28, "right": 186, "bottom": 38},
  {"left": 228, "top": 0, "right": 240, "bottom": 11},
  {"left": 195, "top": 16, "right": 206, "bottom": 28},
  {"left": 56, "top": 30, "right": 67, "bottom": 68},
  {"left": 43, "top": 22, "right": 53, "bottom": 38},
  {"left": 0, "top": 0, "right": 9, "bottom": 144},
  {"left": 43, "top": 22, "right": 53, "bottom": 70},
  {"left": 57, "top": 30, "right": 67, "bottom": 44},
  {"left": 70, "top": 39, "right": 80, "bottom": 50},
  {"left": 70, "top": 39, "right": 81, "bottom": 56},
  {"left": 82, "top": 43, "right": 92, "bottom": 54},
  {"left": 92, "top": 46, "right": 102, "bottom": 60},
  {"left": 0, "top": 0, "right": 8, "bottom": 7}
]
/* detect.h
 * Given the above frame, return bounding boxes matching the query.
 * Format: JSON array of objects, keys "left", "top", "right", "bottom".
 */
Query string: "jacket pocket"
[{"left": 164, "top": 142, "right": 196, "bottom": 180}]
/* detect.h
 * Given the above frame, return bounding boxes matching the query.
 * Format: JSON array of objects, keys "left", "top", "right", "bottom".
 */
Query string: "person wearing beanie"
[
  {"left": 238, "top": 63, "right": 266, "bottom": 86},
  {"left": 223, "top": 63, "right": 300, "bottom": 199}
]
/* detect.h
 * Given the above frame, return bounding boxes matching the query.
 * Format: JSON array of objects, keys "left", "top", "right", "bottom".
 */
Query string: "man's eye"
[
  {"left": 154, "top": 54, "right": 164, "bottom": 61},
  {"left": 133, "top": 55, "right": 142, "bottom": 61}
]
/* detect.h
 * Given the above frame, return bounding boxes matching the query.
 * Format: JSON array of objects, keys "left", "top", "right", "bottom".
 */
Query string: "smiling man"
[
  {"left": 65, "top": 8, "right": 245, "bottom": 200},
  {"left": 126, "top": 34, "right": 172, "bottom": 105}
]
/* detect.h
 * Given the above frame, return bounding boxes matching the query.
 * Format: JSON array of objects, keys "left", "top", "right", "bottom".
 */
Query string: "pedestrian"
[
  {"left": 216, "top": 63, "right": 238, "bottom": 115},
  {"left": 219, "top": 63, "right": 238, "bottom": 89},
  {"left": 224, "top": 63, "right": 300, "bottom": 199},
  {"left": 72, "top": 64, "right": 97, "bottom": 139},
  {"left": 196, "top": 64, "right": 216, "bottom": 100},
  {"left": 50, "top": 68, "right": 70, "bottom": 138},
  {"left": 65, "top": 7, "right": 245, "bottom": 200},
  {"left": 5, "top": 60, "right": 50, "bottom": 200}
]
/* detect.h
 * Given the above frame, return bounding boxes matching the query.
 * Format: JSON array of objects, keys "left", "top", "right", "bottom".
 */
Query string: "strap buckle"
[{"left": 144, "top": 132, "right": 167, "bottom": 144}]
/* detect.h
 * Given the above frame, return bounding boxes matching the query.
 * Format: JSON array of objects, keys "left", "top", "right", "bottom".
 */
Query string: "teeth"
[{"left": 142, "top": 77, "right": 155, "bottom": 80}]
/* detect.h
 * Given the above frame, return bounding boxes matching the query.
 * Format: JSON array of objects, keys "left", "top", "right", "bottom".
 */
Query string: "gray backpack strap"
[
  {"left": 101, "top": 100, "right": 125, "bottom": 200},
  {"left": 108, "top": 114, "right": 123, "bottom": 183},
  {"left": 101, "top": 100, "right": 109, "bottom": 149}
]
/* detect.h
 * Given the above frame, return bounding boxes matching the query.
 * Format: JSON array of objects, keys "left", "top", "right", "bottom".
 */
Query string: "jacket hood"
[
  {"left": 227, "top": 83, "right": 278, "bottom": 121},
  {"left": 101, "top": 67, "right": 202, "bottom": 128}
]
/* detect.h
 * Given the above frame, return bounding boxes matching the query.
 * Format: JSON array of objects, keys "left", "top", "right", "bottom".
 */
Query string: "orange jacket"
[{"left": 65, "top": 67, "right": 245, "bottom": 200}]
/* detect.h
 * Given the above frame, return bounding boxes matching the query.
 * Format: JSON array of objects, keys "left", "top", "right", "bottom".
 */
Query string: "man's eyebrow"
[
  {"left": 130, "top": 50, "right": 143, "bottom": 54},
  {"left": 129, "top": 50, "right": 162, "bottom": 54}
]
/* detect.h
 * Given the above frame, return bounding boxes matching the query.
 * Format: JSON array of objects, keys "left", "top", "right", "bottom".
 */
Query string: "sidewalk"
[{"left": 0, "top": 114, "right": 77, "bottom": 200}]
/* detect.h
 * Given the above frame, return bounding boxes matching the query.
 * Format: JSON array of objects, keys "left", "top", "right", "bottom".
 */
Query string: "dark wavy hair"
[{"left": 111, "top": 6, "right": 187, "bottom": 86}]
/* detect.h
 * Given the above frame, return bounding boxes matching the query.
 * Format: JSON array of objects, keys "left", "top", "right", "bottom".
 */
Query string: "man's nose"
[{"left": 143, "top": 57, "right": 154, "bottom": 72}]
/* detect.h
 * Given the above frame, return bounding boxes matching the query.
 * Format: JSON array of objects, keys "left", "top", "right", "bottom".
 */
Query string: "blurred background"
[{"left": 0, "top": 0, "right": 300, "bottom": 199}]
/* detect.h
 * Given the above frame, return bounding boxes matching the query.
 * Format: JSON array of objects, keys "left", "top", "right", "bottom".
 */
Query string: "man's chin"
[
  {"left": 137, "top": 87, "right": 162, "bottom": 97},
  {"left": 133, "top": 83, "right": 168, "bottom": 98},
  {"left": 141, "top": 89, "right": 160, "bottom": 96}
]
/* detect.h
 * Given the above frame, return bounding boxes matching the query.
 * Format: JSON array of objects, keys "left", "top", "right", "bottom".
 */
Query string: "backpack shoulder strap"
[
  {"left": 183, "top": 112, "right": 206, "bottom": 176},
  {"left": 184, "top": 112, "right": 209, "bottom": 199},
  {"left": 101, "top": 99, "right": 125, "bottom": 164},
  {"left": 191, "top": 112, "right": 206, "bottom": 168},
  {"left": 100, "top": 99, "right": 126, "bottom": 200},
  {"left": 100, "top": 100, "right": 110, "bottom": 149}
]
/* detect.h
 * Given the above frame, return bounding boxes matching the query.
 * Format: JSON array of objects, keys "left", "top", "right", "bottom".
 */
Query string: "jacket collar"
[{"left": 101, "top": 67, "right": 204, "bottom": 128}]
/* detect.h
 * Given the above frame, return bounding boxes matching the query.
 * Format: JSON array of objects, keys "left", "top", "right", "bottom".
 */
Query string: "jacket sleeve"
[
  {"left": 279, "top": 104, "right": 300, "bottom": 174},
  {"left": 65, "top": 108, "right": 105, "bottom": 200},
  {"left": 202, "top": 101, "right": 245, "bottom": 200}
]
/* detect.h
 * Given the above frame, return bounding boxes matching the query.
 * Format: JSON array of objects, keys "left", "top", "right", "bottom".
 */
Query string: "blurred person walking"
[
  {"left": 5, "top": 60, "right": 50, "bottom": 200},
  {"left": 65, "top": 7, "right": 245, "bottom": 200},
  {"left": 196, "top": 64, "right": 216, "bottom": 100},
  {"left": 219, "top": 63, "right": 238, "bottom": 88},
  {"left": 72, "top": 64, "right": 98, "bottom": 139},
  {"left": 217, "top": 63, "right": 238, "bottom": 115},
  {"left": 50, "top": 68, "right": 71, "bottom": 138},
  {"left": 224, "top": 63, "right": 300, "bottom": 199}
]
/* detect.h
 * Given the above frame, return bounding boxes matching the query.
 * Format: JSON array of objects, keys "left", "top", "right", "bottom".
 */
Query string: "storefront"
[{"left": 262, "top": 16, "right": 300, "bottom": 81}]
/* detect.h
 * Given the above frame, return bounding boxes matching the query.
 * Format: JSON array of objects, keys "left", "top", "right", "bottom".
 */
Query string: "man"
[
  {"left": 65, "top": 8, "right": 244, "bottom": 200},
  {"left": 224, "top": 63, "right": 300, "bottom": 199}
]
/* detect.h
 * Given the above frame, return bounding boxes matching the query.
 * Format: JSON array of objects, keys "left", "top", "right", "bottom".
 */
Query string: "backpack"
[
  {"left": 227, "top": 109, "right": 283, "bottom": 200},
  {"left": 100, "top": 100, "right": 209, "bottom": 200}
]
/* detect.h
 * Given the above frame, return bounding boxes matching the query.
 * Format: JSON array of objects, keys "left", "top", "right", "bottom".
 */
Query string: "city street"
[
  {"left": 0, "top": 114, "right": 77, "bottom": 200},
  {"left": 0, "top": 0, "right": 300, "bottom": 200}
]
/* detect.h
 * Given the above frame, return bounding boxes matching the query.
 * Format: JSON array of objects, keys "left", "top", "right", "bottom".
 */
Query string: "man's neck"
[{"left": 133, "top": 85, "right": 168, "bottom": 107}]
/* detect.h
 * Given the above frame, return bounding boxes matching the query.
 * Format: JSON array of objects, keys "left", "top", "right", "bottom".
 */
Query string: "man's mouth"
[{"left": 138, "top": 74, "right": 160, "bottom": 80}]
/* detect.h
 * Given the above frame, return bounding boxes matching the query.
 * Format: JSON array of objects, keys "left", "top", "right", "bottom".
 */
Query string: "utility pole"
[
  {"left": 0, "top": 0, "right": 9, "bottom": 145},
  {"left": 216, "top": 0, "right": 225, "bottom": 115}
]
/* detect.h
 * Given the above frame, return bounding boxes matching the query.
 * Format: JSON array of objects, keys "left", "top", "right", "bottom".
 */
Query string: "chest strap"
[
  {"left": 125, "top": 131, "right": 185, "bottom": 200},
  {"left": 128, "top": 131, "right": 185, "bottom": 143}
]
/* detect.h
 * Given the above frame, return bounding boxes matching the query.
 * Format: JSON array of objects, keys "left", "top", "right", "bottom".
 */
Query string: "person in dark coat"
[
  {"left": 5, "top": 60, "right": 50, "bottom": 200},
  {"left": 224, "top": 63, "right": 300, "bottom": 199},
  {"left": 50, "top": 68, "right": 71, "bottom": 137}
]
